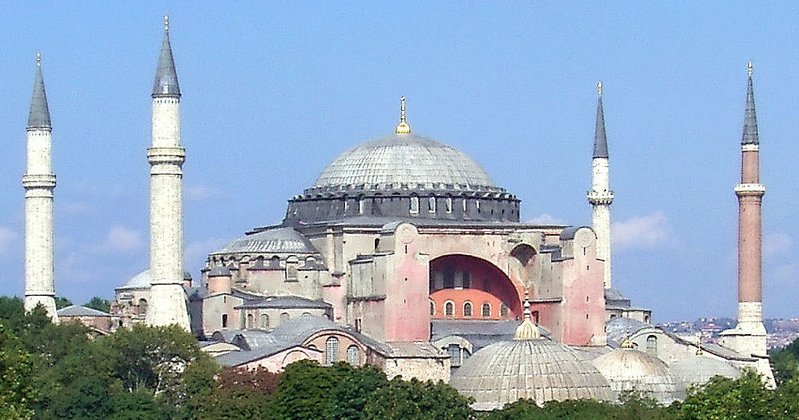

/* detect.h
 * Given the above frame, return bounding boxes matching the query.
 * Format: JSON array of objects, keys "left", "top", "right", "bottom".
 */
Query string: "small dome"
[
  {"left": 593, "top": 349, "right": 684, "bottom": 404},
  {"left": 313, "top": 133, "right": 495, "bottom": 190},
  {"left": 450, "top": 339, "right": 612, "bottom": 410},
  {"left": 214, "top": 227, "right": 318, "bottom": 255},
  {"left": 117, "top": 270, "right": 151, "bottom": 290},
  {"left": 670, "top": 355, "right": 741, "bottom": 388}
]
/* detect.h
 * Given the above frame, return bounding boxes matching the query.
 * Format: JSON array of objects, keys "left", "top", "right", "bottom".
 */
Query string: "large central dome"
[{"left": 313, "top": 133, "right": 495, "bottom": 189}]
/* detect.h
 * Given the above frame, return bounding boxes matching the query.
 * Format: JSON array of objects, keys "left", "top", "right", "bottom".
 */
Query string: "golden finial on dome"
[
  {"left": 620, "top": 338, "right": 634, "bottom": 349},
  {"left": 395, "top": 96, "right": 411, "bottom": 134},
  {"left": 597, "top": 80, "right": 603, "bottom": 97},
  {"left": 164, "top": 15, "right": 170, "bottom": 32},
  {"left": 36, "top": 52, "right": 41, "bottom": 67},
  {"left": 747, "top": 60, "right": 753, "bottom": 77},
  {"left": 514, "top": 289, "right": 540, "bottom": 340}
]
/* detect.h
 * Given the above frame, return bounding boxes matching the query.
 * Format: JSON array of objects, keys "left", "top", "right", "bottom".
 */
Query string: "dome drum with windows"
[{"left": 285, "top": 98, "right": 520, "bottom": 224}]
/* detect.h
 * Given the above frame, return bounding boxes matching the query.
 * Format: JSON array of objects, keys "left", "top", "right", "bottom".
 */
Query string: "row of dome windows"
[{"left": 431, "top": 301, "right": 515, "bottom": 319}]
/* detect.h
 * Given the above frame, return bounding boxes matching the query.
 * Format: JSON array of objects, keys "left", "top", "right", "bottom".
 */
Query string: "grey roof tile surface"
[
  {"left": 213, "top": 227, "right": 318, "bottom": 255},
  {"left": 152, "top": 25, "right": 180, "bottom": 98},
  {"left": 742, "top": 66, "right": 759, "bottom": 145},
  {"left": 28, "top": 61, "right": 51, "bottom": 129},
  {"left": 57, "top": 305, "right": 112, "bottom": 317},
  {"left": 593, "top": 94, "right": 609, "bottom": 158}
]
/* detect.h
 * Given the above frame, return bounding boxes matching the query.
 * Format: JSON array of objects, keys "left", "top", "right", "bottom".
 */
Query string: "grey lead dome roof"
[
  {"left": 313, "top": 133, "right": 495, "bottom": 189},
  {"left": 450, "top": 339, "right": 612, "bottom": 410}
]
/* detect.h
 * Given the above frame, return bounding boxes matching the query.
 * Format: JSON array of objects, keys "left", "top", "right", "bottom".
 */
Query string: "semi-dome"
[
  {"left": 593, "top": 347, "right": 684, "bottom": 404},
  {"left": 116, "top": 269, "right": 194, "bottom": 290},
  {"left": 670, "top": 355, "right": 741, "bottom": 388},
  {"left": 314, "top": 133, "right": 495, "bottom": 190},
  {"left": 450, "top": 338, "right": 612, "bottom": 410}
]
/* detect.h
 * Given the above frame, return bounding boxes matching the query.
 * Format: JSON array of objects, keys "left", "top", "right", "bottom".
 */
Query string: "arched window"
[
  {"left": 358, "top": 195, "right": 365, "bottom": 214},
  {"left": 445, "top": 301, "right": 454, "bottom": 317},
  {"left": 246, "top": 314, "right": 254, "bottom": 328},
  {"left": 448, "top": 344, "right": 462, "bottom": 367},
  {"left": 138, "top": 298, "right": 148, "bottom": 316},
  {"left": 646, "top": 335, "right": 658, "bottom": 356},
  {"left": 409, "top": 196, "right": 419, "bottom": 213},
  {"left": 463, "top": 302, "right": 473, "bottom": 318},
  {"left": 221, "top": 314, "right": 228, "bottom": 328},
  {"left": 532, "top": 310, "right": 540, "bottom": 325},
  {"left": 428, "top": 196, "right": 436, "bottom": 213},
  {"left": 302, "top": 312, "right": 312, "bottom": 317},
  {"left": 429, "top": 301, "right": 435, "bottom": 316},
  {"left": 280, "top": 312, "right": 290, "bottom": 323},
  {"left": 270, "top": 255, "right": 280, "bottom": 268},
  {"left": 260, "top": 314, "right": 270, "bottom": 329},
  {"left": 481, "top": 303, "right": 491, "bottom": 318},
  {"left": 347, "top": 345, "right": 360, "bottom": 365},
  {"left": 325, "top": 337, "right": 339, "bottom": 365},
  {"left": 500, "top": 303, "right": 509, "bottom": 318},
  {"left": 463, "top": 272, "right": 471, "bottom": 289},
  {"left": 446, "top": 197, "right": 453, "bottom": 213}
]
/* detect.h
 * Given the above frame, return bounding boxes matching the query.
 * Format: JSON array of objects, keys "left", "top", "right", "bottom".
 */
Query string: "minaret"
[
  {"left": 587, "top": 81, "right": 614, "bottom": 289},
  {"left": 145, "top": 16, "right": 190, "bottom": 329},
  {"left": 23, "top": 53, "right": 58, "bottom": 322},
  {"left": 721, "top": 62, "right": 768, "bottom": 359}
]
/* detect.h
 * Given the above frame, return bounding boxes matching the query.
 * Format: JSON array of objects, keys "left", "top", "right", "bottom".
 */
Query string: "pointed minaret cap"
[
  {"left": 514, "top": 290, "right": 541, "bottom": 340},
  {"left": 593, "top": 81, "right": 608, "bottom": 158},
  {"left": 152, "top": 15, "right": 181, "bottom": 98},
  {"left": 395, "top": 96, "right": 411, "bottom": 134},
  {"left": 741, "top": 61, "right": 759, "bottom": 145},
  {"left": 28, "top": 53, "right": 52, "bottom": 130}
]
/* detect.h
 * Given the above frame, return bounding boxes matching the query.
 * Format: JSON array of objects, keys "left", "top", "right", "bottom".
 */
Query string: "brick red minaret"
[{"left": 720, "top": 61, "right": 768, "bottom": 362}]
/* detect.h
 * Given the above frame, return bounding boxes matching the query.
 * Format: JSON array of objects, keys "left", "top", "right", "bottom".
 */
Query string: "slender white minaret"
[
  {"left": 145, "top": 16, "right": 190, "bottom": 329},
  {"left": 587, "top": 81, "right": 614, "bottom": 289},
  {"left": 23, "top": 53, "right": 58, "bottom": 322}
]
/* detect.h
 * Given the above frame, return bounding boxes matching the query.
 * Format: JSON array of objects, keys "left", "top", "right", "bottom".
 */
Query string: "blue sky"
[{"left": 1, "top": 2, "right": 798, "bottom": 322}]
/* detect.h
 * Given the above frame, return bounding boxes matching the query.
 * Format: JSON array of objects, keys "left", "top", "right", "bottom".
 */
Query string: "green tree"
[
  {"left": 0, "top": 321, "right": 36, "bottom": 420},
  {"left": 362, "top": 376, "right": 474, "bottom": 420},
  {"left": 270, "top": 359, "right": 340, "bottom": 419},
  {"left": 195, "top": 366, "right": 278, "bottom": 419},
  {"left": 84, "top": 296, "right": 112, "bottom": 313},
  {"left": 54, "top": 296, "right": 73, "bottom": 309},
  {"left": 327, "top": 363, "right": 388, "bottom": 419},
  {"left": 678, "top": 370, "right": 776, "bottom": 419},
  {"left": 771, "top": 337, "right": 799, "bottom": 385}
]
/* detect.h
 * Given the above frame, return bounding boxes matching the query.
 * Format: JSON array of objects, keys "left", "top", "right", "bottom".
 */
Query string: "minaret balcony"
[
  {"left": 734, "top": 183, "right": 765, "bottom": 196},
  {"left": 587, "top": 190, "right": 614, "bottom": 205}
]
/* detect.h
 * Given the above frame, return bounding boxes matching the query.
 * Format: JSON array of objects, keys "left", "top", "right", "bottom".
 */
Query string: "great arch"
[{"left": 429, "top": 254, "right": 523, "bottom": 320}]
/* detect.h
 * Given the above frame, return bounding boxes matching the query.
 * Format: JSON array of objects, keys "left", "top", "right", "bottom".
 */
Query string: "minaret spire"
[
  {"left": 395, "top": 96, "right": 411, "bottom": 134},
  {"left": 588, "top": 81, "right": 614, "bottom": 289},
  {"left": 146, "top": 17, "right": 190, "bottom": 329},
  {"left": 152, "top": 15, "right": 181, "bottom": 98},
  {"left": 720, "top": 61, "right": 773, "bottom": 386},
  {"left": 593, "top": 81, "right": 608, "bottom": 158},
  {"left": 742, "top": 61, "right": 758, "bottom": 145},
  {"left": 28, "top": 53, "right": 52, "bottom": 130},
  {"left": 23, "top": 53, "right": 58, "bottom": 322}
]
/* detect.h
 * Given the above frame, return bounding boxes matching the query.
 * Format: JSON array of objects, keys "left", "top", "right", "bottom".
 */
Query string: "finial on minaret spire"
[
  {"left": 395, "top": 96, "right": 411, "bottom": 134},
  {"left": 164, "top": 15, "right": 169, "bottom": 32},
  {"left": 597, "top": 80, "right": 603, "bottom": 97},
  {"left": 742, "top": 61, "right": 759, "bottom": 145},
  {"left": 36, "top": 52, "right": 42, "bottom": 67}
]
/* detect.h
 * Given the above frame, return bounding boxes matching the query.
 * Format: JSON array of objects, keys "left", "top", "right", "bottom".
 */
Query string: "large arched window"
[
  {"left": 347, "top": 345, "right": 360, "bottom": 365},
  {"left": 260, "top": 314, "right": 270, "bottom": 329},
  {"left": 481, "top": 303, "right": 491, "bottom": 318},
  {"left": 463, "top": 302, "right": 473, "bottom": 318},
  {"left": 448, "top": 344, "right": 462, "bottom": 367},
  {"left": 221, "top": 314, "right": 228, "bottom": 328},
  {"left": 325, "top": 337, "right": 339, "bottom": 365},
  {"left": 500, "top": 303, "right": 509, "bottom": 318},
  {"left": 246, "top": 314, "right": 254, "bottom": 328},
  {"left": 280, "top": 312, "right": 290, "bottom": 323},
  {"left": 444, "top": 301, "right": 455, "bottom": 317}
]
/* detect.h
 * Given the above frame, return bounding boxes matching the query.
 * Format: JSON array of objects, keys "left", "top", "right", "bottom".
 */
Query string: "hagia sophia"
[{"left": 21, "top": 18, "right": 774, "bottom": 408}]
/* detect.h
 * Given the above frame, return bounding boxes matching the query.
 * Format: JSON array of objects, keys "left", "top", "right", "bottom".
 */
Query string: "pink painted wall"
[
  {"left": 557, "top": 238, "right": 606, "bottom": 346},
  {"left": 383, "top": 224, "right": 430, "bottom": 342}
]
